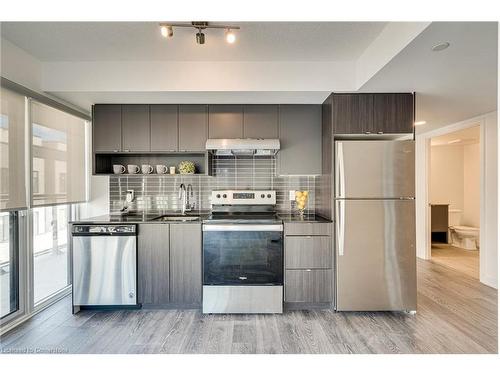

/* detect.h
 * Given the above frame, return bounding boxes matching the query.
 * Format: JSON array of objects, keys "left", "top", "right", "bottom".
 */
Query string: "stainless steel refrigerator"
[{"left": 334, "top": 140, "right": 416, "bottom": 312}]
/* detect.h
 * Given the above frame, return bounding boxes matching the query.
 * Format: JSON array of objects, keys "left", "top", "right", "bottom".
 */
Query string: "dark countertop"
[
  {"left": 71, "top": 213, "right": 210, "bottom": 224},
  {"left": 277, "top": 214, "right": 332, "bottom": 223},
  {"left": 72, "top": 212, "right": 331, "bottom": 224}
]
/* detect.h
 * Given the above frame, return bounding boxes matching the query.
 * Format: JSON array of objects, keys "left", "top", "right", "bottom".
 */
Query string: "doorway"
[{"left": 428, "top": 126, "right": 481, "bottom": 278}]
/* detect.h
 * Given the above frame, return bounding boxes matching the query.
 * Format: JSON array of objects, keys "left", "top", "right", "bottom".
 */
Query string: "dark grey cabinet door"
[
  {"left": 178, "top": 105, "right": 208, "bottom": 152},
  {"left": 285, "top": 269, "right": 332, "bottom": 303},
  {"left": 150, "top": 105, "right": 178, "bottom": 152},
  {"left": 138, "top": 224, "right": 170, "bottom": 305},
  {"left": 372, "top": 93, "right": 414, "bottom": 134},
  {"left": 122, "top": 105, "right": 150, "bottom": 152},
  {"left": 170, "top": 223, "right": 202, "bottom": 304},
  {"left": 332, "top": 94, "right": 373, "bottom": 134},
  {"left": 208, "top": 105, "right": 243, "bottom": 139},
  {"left": 285, "top": 236, "right": 332, "bottom": 269},
  {"left": 93, "top": 104, "right": 122, "bottom": 152},
  {"left": 278, "top": 105, "right": 322, "bottom": 175},
  {"left": 243, "top": 105, "right": 279, "bottom": 138}
]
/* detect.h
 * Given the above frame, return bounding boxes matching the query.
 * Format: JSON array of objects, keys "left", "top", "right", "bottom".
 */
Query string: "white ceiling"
[
  {"left": 0, "top": 22, "right": 386, "bottom": 62},
  {"left": 430, "top": 125, "right": 481, "bottom": 146},
  {"left": 360, "top": 22, "right": 498, "bottom": 132}
]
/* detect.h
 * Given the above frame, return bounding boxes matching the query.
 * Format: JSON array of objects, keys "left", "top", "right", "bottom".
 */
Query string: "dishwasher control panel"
[{"left": 72, "top": 225, "right": 136, "bottom": 235}]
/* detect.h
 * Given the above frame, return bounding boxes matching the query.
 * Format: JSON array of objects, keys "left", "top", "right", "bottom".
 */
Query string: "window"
[
  {"left": 32, "top": 170, "right": 40, "bottom": 195},
  {"left": 32, "top": 205, "right": 71, "bottom": 303},
  {"left": 0, "top": 211, "right": 19, "bottom": 319},
  {"left": 31, "top": 102, "right": 87, "bottom": 207}
]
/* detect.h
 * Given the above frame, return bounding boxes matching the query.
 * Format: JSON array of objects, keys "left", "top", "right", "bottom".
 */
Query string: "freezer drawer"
[
  {"left": 72, "top": 235, "right": 137, "bottom": 305},
  {"left": 335, "top": 199, "right": 416, "bottom": 311},
  {"left": 335, "top": 140, "right": 415, "bottom": 198}
]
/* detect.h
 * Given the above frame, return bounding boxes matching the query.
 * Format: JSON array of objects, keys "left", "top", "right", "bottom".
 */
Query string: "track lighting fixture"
[{"left": 159, "top": 22, "right": 240, "bottom": 45}]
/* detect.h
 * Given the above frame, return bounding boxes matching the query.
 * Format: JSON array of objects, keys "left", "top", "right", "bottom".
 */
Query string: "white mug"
[
  {"left": 169, "top": 166, "right": 176, "bottom": 174},
  {"left": 127, "top": 164, "right": 140, "bottom": 174},
  {"left": 113, "top": 164, "right": 126, "bottom": 174},
  {"left": 141, "top": 164, "right": 153, "bottom": 174},
  {"left": 156, "top": 165, "right": 167, "bottom": 174}
]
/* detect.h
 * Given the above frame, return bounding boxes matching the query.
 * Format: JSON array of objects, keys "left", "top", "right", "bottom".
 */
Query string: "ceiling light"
[
  {"left": 414, "top": 120, "right": 427, "bottom": 126},
  {"left": 432, "top": 42, "right": 450, "bottom": 52},
  {"left": 160, "top": 26, "right": 168, "bottom": 37},
  {"left": 158, "top": 22, "right": 240, "bottom": 45},
  {"left": 447, "top": 139, "right": 461, "bottom": 144},
  {"left": 196, "top": 30, "right": 205, "bottom": 45},
  {"left": 225, "top": 29, "right": 236, "bottom": 44}
]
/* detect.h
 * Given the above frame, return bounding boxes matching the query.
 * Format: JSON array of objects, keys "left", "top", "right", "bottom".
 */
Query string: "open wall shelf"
[{"left": 93, "top": 152, "right": 212, "bottom": 176}]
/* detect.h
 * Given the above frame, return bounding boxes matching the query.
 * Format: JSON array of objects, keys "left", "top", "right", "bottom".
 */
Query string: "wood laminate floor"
[
  {"left": 431, "top": 243, "right": 479, "bottom": 279},
  {"left": 0, "top": 259, "right": 497, "bottom": 354}
]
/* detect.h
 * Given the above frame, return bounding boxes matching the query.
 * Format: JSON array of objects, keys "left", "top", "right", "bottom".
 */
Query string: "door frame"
[{"left": 415, "top": 113, "right": 491, "bottom": 284}]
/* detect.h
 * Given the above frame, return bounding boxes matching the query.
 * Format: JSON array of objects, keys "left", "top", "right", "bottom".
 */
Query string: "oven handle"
[{"left": 202, "top": 224, "right": 283, "bottom": 232}]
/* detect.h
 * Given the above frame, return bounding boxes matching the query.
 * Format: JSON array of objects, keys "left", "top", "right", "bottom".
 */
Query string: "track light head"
[{"left": 196, "top": 31, "right": 205, "bottom": 44}]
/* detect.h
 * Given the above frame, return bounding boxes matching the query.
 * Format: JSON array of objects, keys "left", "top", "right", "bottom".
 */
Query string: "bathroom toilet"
[
  {"left": 449, "top": 225, "right": 480, "bottom": 250},
  {"left": 448, "top": 209, "right": 479, "bottom": 250}
]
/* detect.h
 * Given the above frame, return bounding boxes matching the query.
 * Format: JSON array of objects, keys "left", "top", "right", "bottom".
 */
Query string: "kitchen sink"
[{"left": 152, "top": 215, "right": 200, "bottom": 222}]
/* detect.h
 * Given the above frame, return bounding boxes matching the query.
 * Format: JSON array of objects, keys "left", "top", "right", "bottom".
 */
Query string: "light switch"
[{"left": 289, "top": 190, "right": 296, "bottom": 201}]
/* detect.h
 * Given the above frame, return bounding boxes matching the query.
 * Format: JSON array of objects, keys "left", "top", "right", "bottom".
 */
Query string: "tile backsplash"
[{"left": 109, "top": 156, "right": 316, "bottom": 215}]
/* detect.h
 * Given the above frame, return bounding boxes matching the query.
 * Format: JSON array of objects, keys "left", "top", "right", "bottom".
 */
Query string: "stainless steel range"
[{"left": 202, "top": 190, "right": 283, "bottom": 314}]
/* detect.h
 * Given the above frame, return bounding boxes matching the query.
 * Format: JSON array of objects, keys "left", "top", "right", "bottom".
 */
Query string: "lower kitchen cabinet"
[
  {"left": 285, "top": 236, "right": 332, "bottom": 269},
  {"left": 138, "top": 224, "right": 170, "bottom": 305},
  {"left": 284, "top": 222, "right": 333, "bottom": 304},
  {"left": 285, "top": 269, "right": 332, "bottom": 303},
  {"left": 169, "top": 223, "right": 202, "bottom": 305}
]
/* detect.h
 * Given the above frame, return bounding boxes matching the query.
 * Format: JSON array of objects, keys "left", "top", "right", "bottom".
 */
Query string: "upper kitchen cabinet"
[
  {"left": 332, "top": 94, "right": 373, "bottom": 134},
  {"left": 92, "top": 104, "right": 122, "bottom": 152},
  {"left": 331, "top": 93, "right": 414, "bottom": 135},
  {"left": 208, "top": 105, "right": 244, "bottom": 139},
  {"left": 150, "top": 105, "right": 179, "bottom": 152},
  {"left": 121, "top": 105, "right": 150, "bottom": 152},
  {"left": 178, "top": 105, "right": 208, "bottom": 152},
  {"left": 243, "top": 105, "right": 279, "bottom": 138},
  {"left": 278, "top": 104, "right": 322, "bottom": 175},
  {"left": 371, "top": 93, "right": 414, "bottom": 134}
]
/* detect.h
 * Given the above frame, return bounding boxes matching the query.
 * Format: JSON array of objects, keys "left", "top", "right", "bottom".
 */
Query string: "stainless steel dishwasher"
[{"left": 71, "top": 224, "right": 138, "bottom": 308}]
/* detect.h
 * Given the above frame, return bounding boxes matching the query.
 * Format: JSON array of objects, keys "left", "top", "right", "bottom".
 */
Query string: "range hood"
[{"left": 205, "top": 138, "right": 280, "bottom": 156}]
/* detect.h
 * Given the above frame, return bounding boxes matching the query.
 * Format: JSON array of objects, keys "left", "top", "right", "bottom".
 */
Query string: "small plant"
[{"left": 178, "top": 161, "right": 195, "bottom": 174}]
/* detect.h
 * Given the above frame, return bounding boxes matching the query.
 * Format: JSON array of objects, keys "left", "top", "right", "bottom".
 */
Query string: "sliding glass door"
[
  {"left": 0, "top": 211, "right": 19, "bottom": 319},
  {"left": 32, "top": 205, "right": 71, "bottom": 304}
]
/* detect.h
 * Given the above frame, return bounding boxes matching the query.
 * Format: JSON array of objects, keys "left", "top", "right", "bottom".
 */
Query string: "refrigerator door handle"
[
  {"left": 336, "top": 200, "right": 345, "bottom": 256},
  {"left": 336, "top": 142, "right": 345, "bottom": 198}
]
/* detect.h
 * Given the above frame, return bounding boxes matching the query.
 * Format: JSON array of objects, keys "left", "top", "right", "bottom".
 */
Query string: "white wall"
[
  {"left": 430, "top": 145, "right": 464, "bottom": 211},
  {"left": 463, "top": 143, "right": 480, "bottom": 227},
  {"left": 429, "top": 142, "right": 480, "bottom": 228},
  {"left": 1, "top": 38, "right": 42, "bottom": 91},
  {"left": 480, "top": 112, "right": 498, "bottom": 288}
]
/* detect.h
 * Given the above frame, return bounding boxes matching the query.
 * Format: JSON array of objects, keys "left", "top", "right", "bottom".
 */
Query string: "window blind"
[
  {"left": 30, "top": 101, "right": 88, "bottom": 206},
  {"left": 0, "top": 87, "right": 27, "bottom": 211}
]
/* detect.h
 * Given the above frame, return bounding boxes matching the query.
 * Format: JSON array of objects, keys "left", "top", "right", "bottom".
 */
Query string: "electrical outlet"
[{"left": 289, "top": 190, "right": 296, "bottom": 201}]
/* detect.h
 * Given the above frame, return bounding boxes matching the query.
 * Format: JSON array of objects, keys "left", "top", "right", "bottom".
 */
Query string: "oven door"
[{"left": 203, "top": 224, "right": 283, "bottom": 285}]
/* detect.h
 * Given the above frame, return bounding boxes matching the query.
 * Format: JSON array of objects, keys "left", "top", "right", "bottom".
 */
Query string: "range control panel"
[{"left": 211, "top": 190, "right": 276, "bottom": 205}]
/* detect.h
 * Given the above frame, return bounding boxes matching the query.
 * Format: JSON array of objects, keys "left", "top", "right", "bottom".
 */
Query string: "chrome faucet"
[
  {"left": 120, "top": 189, "right": 135, "bottom": 214},
  {"left": 178, "top": 183, "right": 195, "bottom": 215}
]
